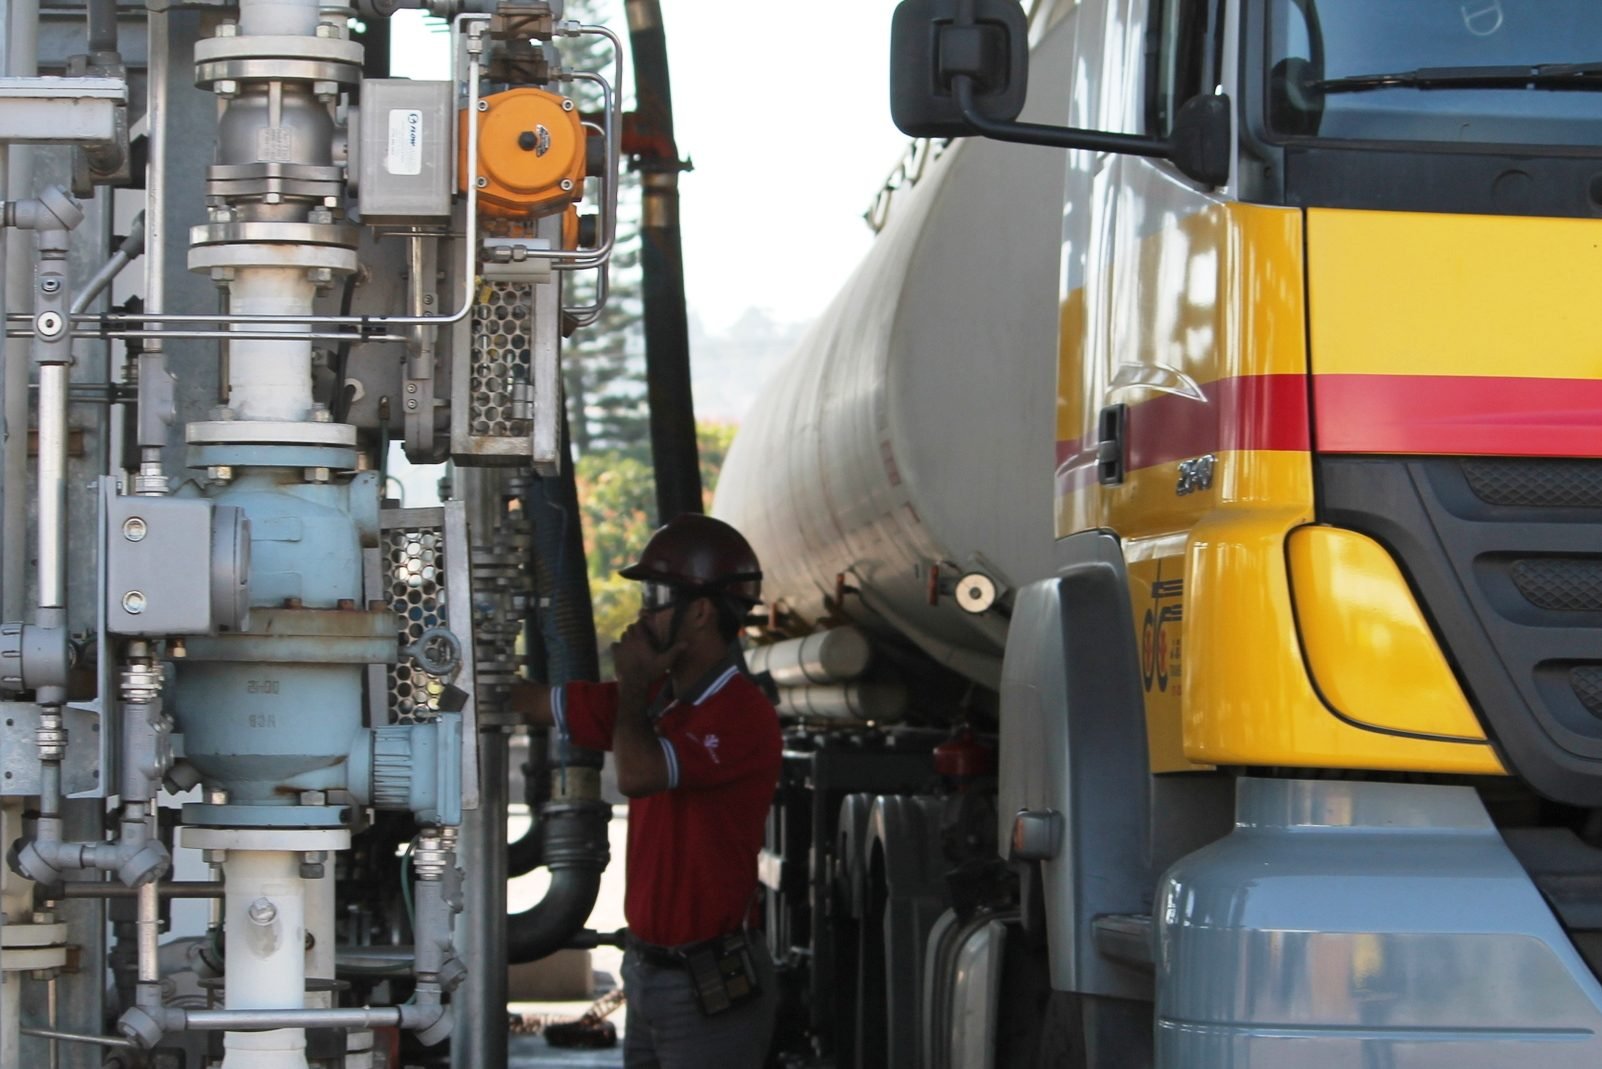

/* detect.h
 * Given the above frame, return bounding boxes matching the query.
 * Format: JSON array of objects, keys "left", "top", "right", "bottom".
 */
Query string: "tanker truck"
[{"left": 714, "top": 0, "right": 1602, "bottom": 1065}]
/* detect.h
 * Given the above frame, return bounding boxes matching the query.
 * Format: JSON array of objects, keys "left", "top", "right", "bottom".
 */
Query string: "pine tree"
[{"left": 560, "top": 0, "right": 650, "bottom": 461}]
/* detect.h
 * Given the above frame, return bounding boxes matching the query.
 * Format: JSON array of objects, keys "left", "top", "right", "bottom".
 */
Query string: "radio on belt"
[{"left": 356, "top": 79, "right": 454, "bottom": 223}]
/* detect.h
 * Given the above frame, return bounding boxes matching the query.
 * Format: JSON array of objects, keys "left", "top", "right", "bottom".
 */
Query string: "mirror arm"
[{"left": 954, "top": 76, "right": 1172, "bottom": 158}]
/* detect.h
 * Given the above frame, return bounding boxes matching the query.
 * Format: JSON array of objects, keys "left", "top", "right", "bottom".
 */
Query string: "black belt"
[{"left": 627, "top": 934, "right": 686, "bottom": 970}]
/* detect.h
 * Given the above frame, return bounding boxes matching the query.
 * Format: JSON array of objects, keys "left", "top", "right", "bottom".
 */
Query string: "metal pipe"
[
  {"left": 18, "top": 1027, "right": 136, "bottom": 1051},
  {"left": 8, "top": 328, "right": 409, "bottom": 342},
  {"left": 0, "top": 0, "right": 37, "bottom": 623},
  {"left": 70, "top": 211, "right": 145, "bottom": 315},
  {"left": 178, "top": 1007, "right": 404, "bottom": 1031},
  {"left": 136, "top": 880, "right": 158, "bottom": 985},
  {"left": 59, "top": 881, "right": 225, "bottom": 899},
  {"left": 453, "top": 730, "right": 507, "bottom": 1069},
  {"left": 143, "top": 9, "right": 165, "bottom": 340},
  {"left": 46, "top": 974, "right": 59, "bottom": 1069},
  {"left": 86, "top": 0, "right": 118, "bottom": 54},
  {"left": 36, "top": 363, "right": 66, "bottom": 609},
  {"left": 220, "top": 850, "right": 306, "bottom": 1064}
]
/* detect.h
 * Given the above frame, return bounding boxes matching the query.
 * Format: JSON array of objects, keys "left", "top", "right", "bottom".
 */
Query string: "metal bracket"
[
  {"left": 0, "top": 701, "right": 103, "bottom": 797},
  {"left": 0, "top": 77, "right": 126, "bottom": 144}
]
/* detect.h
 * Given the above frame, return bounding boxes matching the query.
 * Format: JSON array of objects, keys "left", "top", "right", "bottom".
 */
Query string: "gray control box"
[
  {"left": 106, "top": 496, "right": 251, "bottom": 636},
  {"left": 357, "top": 79, "right": 454, "bottom": 223}
]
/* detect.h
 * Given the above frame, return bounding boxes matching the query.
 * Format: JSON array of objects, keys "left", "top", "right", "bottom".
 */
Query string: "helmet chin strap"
[{"left": 648, "top": 598, "right": 693, "bottom": 656}]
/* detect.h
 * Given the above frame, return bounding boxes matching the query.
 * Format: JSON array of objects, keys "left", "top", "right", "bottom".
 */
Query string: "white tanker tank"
[{"left": 714, "top": 18, "right": 1074, "bottom": 691}]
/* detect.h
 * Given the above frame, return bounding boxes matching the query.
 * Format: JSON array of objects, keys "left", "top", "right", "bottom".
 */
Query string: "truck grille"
[{"left": 1321, "top": 456, "right": 1602, "bottom": 805}]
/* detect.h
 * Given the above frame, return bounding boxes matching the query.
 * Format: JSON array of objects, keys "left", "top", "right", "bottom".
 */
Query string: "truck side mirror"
[
  {"left": 889, "top": 2, "right": 1233, "bottom": 190},
  {"left": 889, "top": 0, "right": 1029, "bottom": 139}
]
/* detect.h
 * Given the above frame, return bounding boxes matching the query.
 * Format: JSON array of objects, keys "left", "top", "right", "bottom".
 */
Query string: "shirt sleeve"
[
  {"left": 554, "top": 680, "right": 618, "bottom": 752},
  {"left": 660, "top": 688, "right": 779, "bottom": 791}
]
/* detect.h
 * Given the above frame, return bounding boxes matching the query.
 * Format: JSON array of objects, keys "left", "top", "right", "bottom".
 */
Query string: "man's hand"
[
  {"left": 508, "top": 679, "right": 553, "bottom": 728},
  {"left": 609, "top": 622, "right": 680, "bottom": 798},
  {"left": 612, "top": 622, "right": 685, "bottom": 695}
]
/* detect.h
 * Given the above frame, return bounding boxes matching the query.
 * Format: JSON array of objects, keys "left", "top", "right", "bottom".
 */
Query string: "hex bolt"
[
  {"left": 35, "top": 311, "right": 64, "bottom": 338},
  {"left": 202, "top": 848, "right": 227, "bottom": 864},
  {"left": 476, "top": 177, "right": 488, "bottom": 189},
  {"left": 247, "top": 898, "right": 277, "bottom": 926},
  {"left": 121, "top": 591, "right": 146, "bottom": 615},
  {"left": 560, "top": 179, "right": 574, "bottom": 192},
  {"left": 477, "top": 99, "right": 489, "bottom": 112},
  {"left": 562, "top": 98, "right": 575, "bottom": 112},
  {"left": 122, "top": 517, "right": 148, "bottom": 542},
  {"left": 39, "top": 277, "right": 60, "bottom": 294}
]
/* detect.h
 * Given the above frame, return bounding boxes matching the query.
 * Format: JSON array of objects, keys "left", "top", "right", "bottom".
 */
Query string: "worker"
[{"left": 510, "top": 513, "right": 782, "bottom": 1068}]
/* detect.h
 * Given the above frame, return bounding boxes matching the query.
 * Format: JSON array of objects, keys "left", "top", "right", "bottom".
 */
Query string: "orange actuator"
[{"left": 460, "top": 87, "right": 585, "bottom": 219}]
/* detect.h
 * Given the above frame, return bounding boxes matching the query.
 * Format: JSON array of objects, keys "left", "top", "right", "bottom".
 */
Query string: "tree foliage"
[{"left": 577, "top": 422, "right": 739, "bottom": 663}]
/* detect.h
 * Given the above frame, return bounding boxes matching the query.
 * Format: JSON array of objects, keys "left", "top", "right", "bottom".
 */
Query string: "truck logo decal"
[{"left": 1142, "top": 576, "right": 1183, "bottom": 693}]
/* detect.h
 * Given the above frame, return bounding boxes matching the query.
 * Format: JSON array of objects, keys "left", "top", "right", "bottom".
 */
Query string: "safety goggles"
[{"left": 640, "top": 581, "right": 689, "bottom": 613}]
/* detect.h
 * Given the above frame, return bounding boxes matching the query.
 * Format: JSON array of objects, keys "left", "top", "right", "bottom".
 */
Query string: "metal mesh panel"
[
  {"left": 469, "top": 281, "right": 534, "bottom": 439},
  {"left": 384, "top": 523, "right": 449, "bottom": 722},
  {"left": 1571, "top": 666, "right": 1602, "bottom": 720},
  {"left": 1464, "top": 459, "right": 1602, "bottom": 509},
  {"left": 1510, "top": 558, "right": 1602, "bottom": 613}
]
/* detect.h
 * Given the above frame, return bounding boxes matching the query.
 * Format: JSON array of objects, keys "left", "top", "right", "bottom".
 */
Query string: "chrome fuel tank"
[{"left": 714, "top": 18, "right": 1073, "bottom": 688}]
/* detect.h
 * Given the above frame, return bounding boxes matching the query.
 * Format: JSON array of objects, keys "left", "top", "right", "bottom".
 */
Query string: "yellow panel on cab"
[{"left": 1288, "top": 526, "right": 1486, "bottom": 742}]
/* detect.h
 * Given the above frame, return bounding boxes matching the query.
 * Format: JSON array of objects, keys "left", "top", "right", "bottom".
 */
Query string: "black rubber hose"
[
  {"left": 625, "top": 0, "right": 703, "bottom": 523},
  {"left": 505, "top": 800, "right": 612, "bottom": 964},
  {"left": 506, "top": 405, "right": 609, "bottom": 952},
  {"left": 527, "top": 407, "right": 600, "bottom": 684}
]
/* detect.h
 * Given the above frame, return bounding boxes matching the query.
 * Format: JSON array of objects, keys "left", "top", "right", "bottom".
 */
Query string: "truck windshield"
[{"left": 1267, "top": 0, "right": 1602, "bottom": 147}]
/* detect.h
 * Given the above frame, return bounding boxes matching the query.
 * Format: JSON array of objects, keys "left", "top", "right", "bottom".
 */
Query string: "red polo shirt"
[{"left": 552, "top": 659, "right": 781, "bottom": 947}]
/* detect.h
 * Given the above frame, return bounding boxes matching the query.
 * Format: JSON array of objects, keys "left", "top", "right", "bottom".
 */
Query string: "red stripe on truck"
[
  {"left": 1314, "top": 374, "right": 1602, "bottom": 457},
  {"left": 1055, "top": 373, "right": 1311, "bottom": 487}
]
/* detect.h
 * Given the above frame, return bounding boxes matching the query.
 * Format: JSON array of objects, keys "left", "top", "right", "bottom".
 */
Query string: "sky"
[{"left": 391, "top": 1, "right": 909, "bottom": 336}]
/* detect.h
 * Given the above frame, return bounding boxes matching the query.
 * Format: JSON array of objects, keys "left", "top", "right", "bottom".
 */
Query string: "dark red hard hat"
[{"left": 619, "top": 514, "right": 763, "bottom": 604}]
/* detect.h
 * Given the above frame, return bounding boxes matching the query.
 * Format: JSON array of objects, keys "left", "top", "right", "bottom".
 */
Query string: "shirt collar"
[{"left": 647, "top": 648, "right": 743, "bottom": 720}]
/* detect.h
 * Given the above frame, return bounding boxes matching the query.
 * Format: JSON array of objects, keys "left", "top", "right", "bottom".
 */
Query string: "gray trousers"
[{"left": 621, "top": 941, "right": 777, "bottom": 1069}]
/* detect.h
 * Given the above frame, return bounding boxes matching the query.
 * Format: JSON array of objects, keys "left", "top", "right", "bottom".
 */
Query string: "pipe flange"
[
  {"left": 188, "top": 242, "right": 358, "bottom": 278},
  {"left": 0, "top": 920, "right": 70, "bottom": 949},
  {"left": 190, "top": 220, "right": 357, "bottom": 249},
  {"left": 194, "top": 34, "right": 363, "bottom": 90},
  {"left": 195, "top": 33, "right": 363, "bottom": 66},
  {"left": 180, "top": 826, "right": 351, "bottom": 852},
  {"left": 187, "top": 420, "right": 356, "bottom": 447},
  {"left": 209, "top": 162, "right": 345, "bottom": 183}
]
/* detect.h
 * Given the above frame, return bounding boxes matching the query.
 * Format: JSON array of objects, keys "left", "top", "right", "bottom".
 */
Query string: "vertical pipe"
[
  {"left": 1, "top": 801, "right": 28, "bottom": 1066},
  {"left": 136, "top": 880, "right": 159, "bottom": 986},
  {"left": 1, "top": 0, "right": 36, "bottom": 620},
  {"left": 86, "top": 0, "right": 116, "bottom": 53},
  {"left": 452, "top": 731, "right": 507, "bottom": 1069},
  {"left": 35, "top": 364, "right": 66, "bottom": 609},
  {"left": 45, "top": 975, "right": 58, "bottom": 1069},
  {"left": 222, "top": 851, "right": 307, "bottom": 1069}
]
